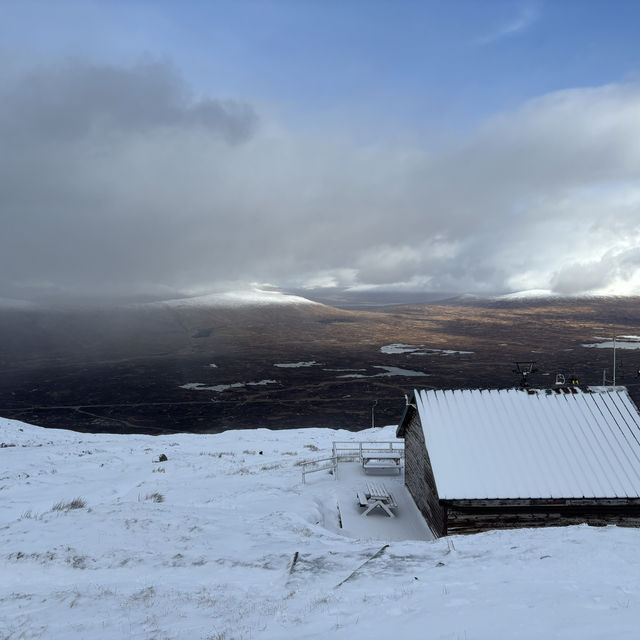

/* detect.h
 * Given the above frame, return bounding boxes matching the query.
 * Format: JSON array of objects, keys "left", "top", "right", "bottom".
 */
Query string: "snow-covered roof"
[{"left": 406, "top": 387, "right": 640, "bottom": 500}]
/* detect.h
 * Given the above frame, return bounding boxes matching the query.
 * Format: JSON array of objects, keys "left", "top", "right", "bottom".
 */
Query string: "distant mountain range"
[{"left": 0, "top": 286, "right": 631, "bottom": 312}]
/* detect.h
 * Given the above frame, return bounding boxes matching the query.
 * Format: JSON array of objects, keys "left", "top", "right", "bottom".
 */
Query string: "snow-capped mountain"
[{"left": 152, "top": 288, "right": 320, "bottom": 308}]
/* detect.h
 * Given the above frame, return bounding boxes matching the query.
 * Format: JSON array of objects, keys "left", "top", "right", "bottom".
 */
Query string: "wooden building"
[{"left": 396, "top": 387, "right": 640, "bottom": 537}]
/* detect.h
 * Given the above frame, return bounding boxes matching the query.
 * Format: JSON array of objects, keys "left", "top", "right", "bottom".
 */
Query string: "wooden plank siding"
[
  {"left": 444, "top": 500, "right": 640, "bottom": 535},
  {"left": 402, "top": 406, "right": 447, "bottom": 537},
  {"left": 446, "top": 498, "right": 640, "bottom": 508}
]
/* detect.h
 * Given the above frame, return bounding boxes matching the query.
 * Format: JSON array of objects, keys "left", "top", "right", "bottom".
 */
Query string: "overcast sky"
[{"left": 2, "top": 0, "right": 640, "bottom": 301}]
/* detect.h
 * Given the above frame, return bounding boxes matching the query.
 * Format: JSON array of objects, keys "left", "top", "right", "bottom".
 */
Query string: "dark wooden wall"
[
  {"left": 403, "top": 407, "right": 447, "bottom": 537},
  {"left": 444, "top": 498, "right": 640, "bottom": 535}
]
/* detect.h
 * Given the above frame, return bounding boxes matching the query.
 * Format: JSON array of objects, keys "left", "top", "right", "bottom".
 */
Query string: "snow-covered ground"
[
  {"left": 274, "top": 362, "right": 320, "bottom": 368},
  {"left": 583, "top": 337, "right": 640, "bottom": 349},
  {"left": 381, "top": 343, "right": 473, "bottom": 356},
  {"left": 2, "top": 418, "right": 640, "bottom": 639},
  {"left": 179, "top": 380, "right": 278, "bottom": 392},
  {"left": 337, "top": 366, "right": 429, "bottom": 379},
  {"left": 495, "top": 289, "right": 557, "bottom": 300}
]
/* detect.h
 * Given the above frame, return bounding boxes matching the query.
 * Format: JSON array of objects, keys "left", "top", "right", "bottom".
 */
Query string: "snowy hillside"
[
  {"left": 494, "top": 290, "right": 626, "bottom": 301},
  {"left": 151, "top": 288, "right": 319, "bottom": 308},
  {"left": 2, "top": 418, "right": 640, "bottom": 639}
]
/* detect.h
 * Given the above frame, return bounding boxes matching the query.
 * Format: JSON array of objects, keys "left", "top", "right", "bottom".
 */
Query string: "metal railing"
[
  {"left": 331, "top": 441, "right": 404, "bottom": 462},
  {"left": 300, "top": 441, "right": 404, "bottom": 483},
  {"left": 301, "top": 456, "right": 338, "bottom": 483}
]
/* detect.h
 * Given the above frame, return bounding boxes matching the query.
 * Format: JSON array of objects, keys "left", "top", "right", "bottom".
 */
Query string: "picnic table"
[
  {"left": 360, "top": 450, "right": 402, "bottom": 474},
  {"left": 357, "top": 481, "right": 397, "bottom": 517}
]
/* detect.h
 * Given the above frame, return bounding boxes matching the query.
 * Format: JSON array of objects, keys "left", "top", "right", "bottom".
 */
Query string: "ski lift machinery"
[{"left": 513, "top": 361, "right": 538, "bottom": 387}]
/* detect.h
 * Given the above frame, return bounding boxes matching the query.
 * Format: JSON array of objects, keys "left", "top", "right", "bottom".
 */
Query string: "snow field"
[{"left": 1, "top": 419, "right": 640, "bottom": 639}]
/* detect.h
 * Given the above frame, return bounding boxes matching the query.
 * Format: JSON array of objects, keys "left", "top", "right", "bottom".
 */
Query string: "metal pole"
[
  {"left": 613, "top": 335, "right": 617, "bottom": 387},
  {"left": 371, "top": 399, "right": 378, "bottom": 429}
]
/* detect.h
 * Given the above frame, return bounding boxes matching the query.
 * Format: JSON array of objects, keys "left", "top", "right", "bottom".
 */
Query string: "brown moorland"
[{"left": 2, "top": 296, "right": 640, "bottom": 434}]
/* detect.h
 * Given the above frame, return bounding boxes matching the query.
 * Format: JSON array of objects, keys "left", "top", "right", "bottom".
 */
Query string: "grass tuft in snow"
[
  {"left": 145, "top": 492, "right": 165, "bottom": 503},
  {"left": 51, "top": 497, "right": 86, "bottom": 512},
  {"left": 232, "top": 466, "right": 255, "bottom": 475},
  {"left": 200, "top": 451, "right": 236, "bottom": 458},
  {"left": 130, "top": 586, "right": 155, "bottom": 602},
  {"left": 19, "top": 510, "right": 42, "bottom": 520}
]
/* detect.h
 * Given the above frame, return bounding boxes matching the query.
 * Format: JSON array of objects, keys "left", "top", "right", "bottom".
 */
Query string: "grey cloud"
[
  {"left": 551, "top": 246, "right": 640, "bottom": 295},
  {"left": 0, "top": 61, "right": 258, "bottom": 144},
  {"left": 551, "top": 258, "right": 618, "bottom": 295},
  {"left": 355, "top": 246, "right": 423, "bottom": 285},
  {"left": 2, "top": 61, "right": 640, "bottom": 301}
]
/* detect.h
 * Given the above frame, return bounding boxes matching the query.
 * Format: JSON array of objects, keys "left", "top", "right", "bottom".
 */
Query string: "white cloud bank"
[{"left": 1, "top": 60, "right": 640, "bottom": 300}]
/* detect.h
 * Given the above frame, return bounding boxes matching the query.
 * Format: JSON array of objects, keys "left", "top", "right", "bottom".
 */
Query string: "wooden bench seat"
[
  {"left": 361, "top": 451, "right": 402, "bottom": 474},
  {"left": 357, "top": 481, "right": 397, "bottom": 517}
]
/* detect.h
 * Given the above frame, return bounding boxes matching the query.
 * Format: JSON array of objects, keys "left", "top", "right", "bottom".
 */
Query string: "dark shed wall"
[
  {"left": 403, "top": 408, "right": 447, "bottom": 537},
  {"left": 445, "top": 499, "right": 640, "bottom": 535}
]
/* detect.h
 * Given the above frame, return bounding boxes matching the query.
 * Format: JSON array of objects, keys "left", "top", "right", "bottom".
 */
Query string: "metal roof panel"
[{"left": 414, "top": 387, "right": 640, "bottom": 500}]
